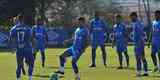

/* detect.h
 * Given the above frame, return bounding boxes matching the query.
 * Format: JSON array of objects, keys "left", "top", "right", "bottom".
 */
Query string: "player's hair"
[
  {"left": 17, "top": 14, "right": 25, "bottom": 22},
  {"left": 36, "top": 17, "right": 43, "bottom": 22},
  {"left": 95, "top": 11, "right": 100, "bottom": 17},
  {"left": 116, "top": 14, "right": 122, "bottom": 18},
  {"left": 78, "top": 17, "right": 85, "bottom": 23},
  {"left": 155, "top": 10, "right": 160, "bottom": 16},
  {"left": 130, "top": 12, "right": 137, "bottom": 17}
]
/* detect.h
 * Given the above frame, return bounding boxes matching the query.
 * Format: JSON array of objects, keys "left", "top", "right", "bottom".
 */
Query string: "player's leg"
[
  {"left": 135, "top": 54, "right": 142, "bottom": 76},
  {"left": 124, "top": 50, "right": 129, "bottom": 67},
  {"left": 135, "top": 47, "right": 142, "bottom": 76},
  {"left": 25, "top": 54, "right": 34, "bottom": 80},
  {"left": 55, "top": 49, "right": 72, "bottom": 74},
  {"left": 90, "top": 43, "right": 97, "bottom": 67},
  {"left": 141, "top": 51, "right": 148, "bottom": 76},
  {"left": 100, "top": 45, "right": 107, "bottom": 67},
  {"left": 21, "top": 61, "right": 26, "bottom": 75},
  {"left": 16, "top": 53, "right": 24, "bottom": 80},
  {"left": 72, "top": 53, "right": 82, "bottom": 80},
  {"left": 117, "top": 51, "right": 123, "bottom": 69},
  {"left": 116, "top": 45, "right": 124, "bottom": 69},
  {"left": 151, "top": 45, "right": 158, "bottom": 72},
  {"left": 33, "top": 48, "right": 38, "bottom": 60},
  {"left": 40, "top": 47, "right": 46, "bottom": 68},
  {"left": 157, "top": 50, "right": 160, "bottom": 71}
]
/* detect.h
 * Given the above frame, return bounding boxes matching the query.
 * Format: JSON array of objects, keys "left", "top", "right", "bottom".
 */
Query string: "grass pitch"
[{"left": 0, "top": 46, "right": 160, "bottom": 80}]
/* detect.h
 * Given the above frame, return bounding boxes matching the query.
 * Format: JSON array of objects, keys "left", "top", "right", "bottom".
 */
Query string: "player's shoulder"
[
  {"left": 113, "top": 24, "right": 117, "bottom": 28},
  {"left": 32, "top": 25, "right": 37, "bottom": 29},
  {"left": 10, "top": 25, "right": 17, "bottom": 31},
  {"left": 90, "top": 18, "right": 96, "bottom": 23}
]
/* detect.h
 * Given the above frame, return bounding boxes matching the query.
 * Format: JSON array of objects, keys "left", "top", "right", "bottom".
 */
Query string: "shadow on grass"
[
  {"left": 47, "top": 66, "right": 72, "bottom": 70},
  {"left": 33, "top": 74, "right": 50, "bottom": 78}
]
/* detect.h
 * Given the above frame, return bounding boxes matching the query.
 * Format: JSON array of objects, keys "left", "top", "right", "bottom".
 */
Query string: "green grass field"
[{"left": 0, "top": 46, "right": 160, "bottom": 80}]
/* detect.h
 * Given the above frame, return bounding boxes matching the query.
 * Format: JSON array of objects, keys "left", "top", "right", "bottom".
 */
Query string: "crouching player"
[
  {"left": 130, "top": 12, "right": 148, "bottom": 76},
  {"left": 113, "top": 14, "right": 129, "bottom": 69},
  {"left": 55, "top": 17, "right": 89, "bottom": 80},
  {"left": 150, "top": 10, "right": 160, "bottom": 72},
  {"left": 9, "top": 14, "right": 34, "bottom": 80}
]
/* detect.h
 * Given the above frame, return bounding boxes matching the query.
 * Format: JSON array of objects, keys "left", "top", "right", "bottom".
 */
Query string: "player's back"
[{"left": 10, "top": 23, "right": 32, "bottom": 49}]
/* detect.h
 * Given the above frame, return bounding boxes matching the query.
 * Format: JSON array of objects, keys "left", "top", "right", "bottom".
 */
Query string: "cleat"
[
  {"left": 89, "top": 64, "right": 96, "bottom": 68},
  {"left": 117, "top": 66, "right": 123, "bottom": 69},
  {"left": 55, "top": 70, "right": 64, "bottom": 75},
  {"left": 153, "top": 67, "right": 158, "bottom": 72},
  {"left": 142, "top": 73, "right": 149, "bottom": 76}
]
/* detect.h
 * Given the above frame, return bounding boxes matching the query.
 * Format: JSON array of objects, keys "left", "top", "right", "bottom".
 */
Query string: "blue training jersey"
[
  {"left": 10, "top": 23, "right": 33, "bottom": 49},
  {"left": 131, "top": 20, "right": 144, "bottom": 44},
  {"left": 113, "top": 23, "right": 126, "bottom": 43},
  {"left": 73, "top": 26, "right": 89, "bottom": 51},
  {"left": 90, "top": 18, "right": 106, "bottom": 39},
  {"left": 32, "top": 25, "right": 48, "bottom": 45},
  {"left": 152, "top": 20, "right": 160, "bottom": 40}
]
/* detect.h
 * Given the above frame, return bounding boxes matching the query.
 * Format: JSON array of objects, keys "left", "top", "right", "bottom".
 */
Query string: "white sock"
[
  {"left": 76, "top": 73, "right": 80, "bottom": 78},
  {"left": 59, "top": 66, "right": 64, "bottom": 72},
  {"left": 144, "top": 71, "right": 148, "bottom": 74},
  {"left": 29, "top": 76, "right": 32, "bottom": 80},
  {"left": 137, "top": 71, "right": 141, "bottom": 75},
  {"left": 17, "top": 78, "right": 21, "bottom": 80}
]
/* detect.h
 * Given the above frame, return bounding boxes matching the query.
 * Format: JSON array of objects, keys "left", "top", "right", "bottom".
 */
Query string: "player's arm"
[
  {"left": 124, "top": 25, "right": 128, "bottom": 45},
  {"left": 8, "top": 29, "right": 16, "bottom": 54},
  {"left": 148, "top": 27, "right": 152, "bottom": 48},
  {"left": 112, "top": 29, "right": 115, "bottom": 48},
  {"left": 44, "top": 28, "right": 49, "bottom": 42}
]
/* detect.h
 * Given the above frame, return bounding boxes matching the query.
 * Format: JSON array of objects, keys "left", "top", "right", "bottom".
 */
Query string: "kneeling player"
[
  {"left": 130, "top": 12, "right": 148, "bottom": 76},
  {"left": 10, "top": 14, "right": 34, "bottom": 80},
  {"left": 113, "top": 14, "right": 129, "bottom": 69},
  {"left": 55, "top": 17, "right": 89, "bottom": 80}
]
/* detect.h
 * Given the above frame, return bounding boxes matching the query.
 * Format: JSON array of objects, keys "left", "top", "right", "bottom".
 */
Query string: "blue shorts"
[
  {"left": 65, "top": 46, "right": 83, "bottom": 59},
  {"left": 116, "top": 43, "right": 127, "bottom": 53},
  {"left": 16, "top": 48, "right": 34, "bottom": 64},
  {"left": 134, "top": 44, "right": 144, "bottom": 55},
  {"left": 152, "top": 40, "right": 160, "bottom": 54},
  {"left": 91, "top": 33, "right": 106, "bottom": 48},
  {"left": 35, "top": 44, "right": 45, "bottom": 53}
]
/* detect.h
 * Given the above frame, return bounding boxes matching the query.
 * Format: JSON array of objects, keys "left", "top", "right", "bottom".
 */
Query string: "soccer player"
[
  {"left": 112, "top": 14, "right": 129, "bottom": 69},
  {"left": 12, "top": 17, "right": 26, "bottom": 75},
  {"left": 32, "top": 18, "right": 48, "bottom": 68},
  {"left": 130, "top": 12, "right": 148, "bottom": 76},
  {"left": 55, "top": 17, "right": 89, "bottom": 80},
  {"left": 150, "top": 10, "right": 160, "bottom": 72},
  {"left": 9, "top": 14, "right": 34, "bottom": 80},
  {"left": 89, "top": 11, "right": 107, "bottom": 67}
]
